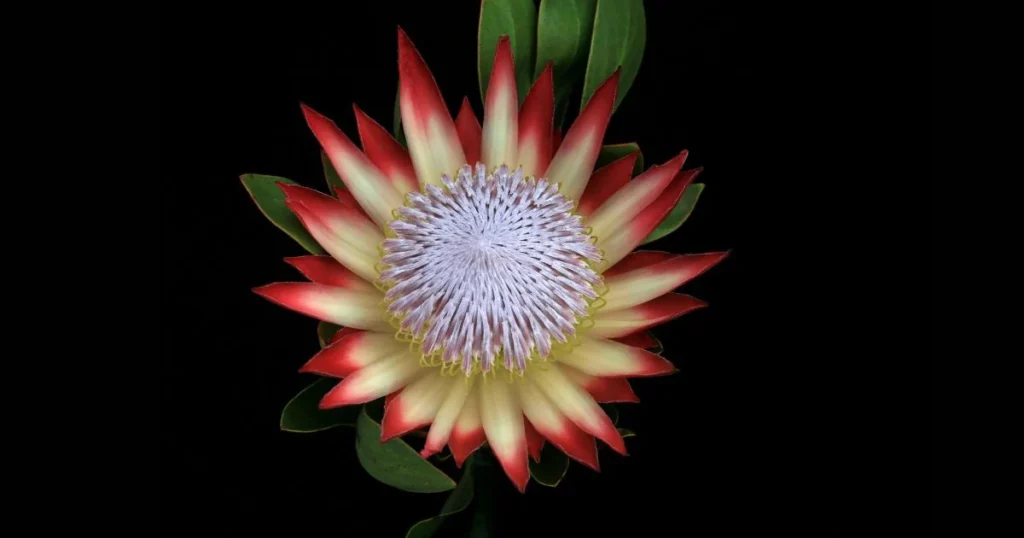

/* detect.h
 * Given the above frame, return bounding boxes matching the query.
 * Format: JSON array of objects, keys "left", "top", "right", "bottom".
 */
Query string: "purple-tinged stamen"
[{"left": 379, "top": 164, "right": 603, "bottom": 375}]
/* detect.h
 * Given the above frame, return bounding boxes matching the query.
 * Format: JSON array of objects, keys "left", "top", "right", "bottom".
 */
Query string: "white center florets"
[{"left": 379, "top": 164, "right": 604, "bottom": 375}]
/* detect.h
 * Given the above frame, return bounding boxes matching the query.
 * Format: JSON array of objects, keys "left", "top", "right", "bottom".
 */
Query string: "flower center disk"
[{"left": 379, "top": 164, "right": 604, "bottom": 376}]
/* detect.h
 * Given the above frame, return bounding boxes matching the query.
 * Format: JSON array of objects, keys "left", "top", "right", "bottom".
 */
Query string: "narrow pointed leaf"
[
  {"left": 317, "top": 321, "right": 343, "bottom": 348},
  {"left": 280, "top": 377, "right": 360, "bottom": 432},
  {"left": 535, "top": 0, "right": 598, "bottom": 125},
  {"left": 528, "top": 443, "right": 570, "bottom": 487},
  {"left": 405, "top": 461, "right": 476, "bottom": 538},
  {"left": 320, "top": 151, "right": 345, "bottom": 196},
  {"left": 642, "top": 183, "right": 705, "bottom": 244},
  {"left": 355, "top": 401, "right": 457, "bottom": 493},
  {"left": 240, "top": 174, "right": 325, "bottom": 254},
  {"left": 478, "top": 0, "right": 538, "bottom": 104},
  {"left": 580, "top": 0, "right": 646, "bottom": 113},
  {"left": 596, "top": 143, "right": 644, "bottom": 175},
  {"left": 618, "top": 428, "right": 636, "bottom": 438}
]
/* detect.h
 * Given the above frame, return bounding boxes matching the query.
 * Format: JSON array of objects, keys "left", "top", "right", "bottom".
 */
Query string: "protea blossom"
[{"left": 254, "top": 29, "right": 726, "bottom": 492}]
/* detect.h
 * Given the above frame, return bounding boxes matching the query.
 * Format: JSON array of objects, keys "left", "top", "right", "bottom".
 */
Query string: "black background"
[{"left": 162, "top": 1, "right": 930, "bottom": 535}]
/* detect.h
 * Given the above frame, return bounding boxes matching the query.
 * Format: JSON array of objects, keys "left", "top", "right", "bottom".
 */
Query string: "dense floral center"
[{"left": 378, "top": 164, "right": 603, "bottom": 375}]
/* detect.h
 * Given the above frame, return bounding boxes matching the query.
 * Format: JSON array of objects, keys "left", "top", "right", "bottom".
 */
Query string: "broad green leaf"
[
  {"left": 393, "top": 86, "right": 407, "bottom": 147},
  {"left": 535, "top": 0, "right": 597, "bottom": 125},
  {"left": 529, "top": 443, "right": 570, "bottom": 487},
  {"left": 406, "top": 461, "right": 476, "bottom": 538},
  {"left": 478, "top": 0, "right": 538, "bottom": 104},
  {"left": 317, "top": 322, "right": 343, "bottom": 348},
  {"left": 642, "top": 183, "right": 705, "bottom": 244},
  {"left": 320, "top": 151, "right": 344, "bottom": 196},
  {"left": 355, "top": 402, "right": 457, "bottom": 493},
  {"left": 618, "top": 428, "right": 636, "bottom": 439},
  {"left": 580, "top": 0, "right": 646, "bottom": 113},
  {"left": 280, "top": 377, "right": 358, "bottom": 432},
  {"left": 595, "top": 143, "right": 644, "bottom": 175},
  {"left": 240, "top": 174, "right": 325, "bottom": 254}
]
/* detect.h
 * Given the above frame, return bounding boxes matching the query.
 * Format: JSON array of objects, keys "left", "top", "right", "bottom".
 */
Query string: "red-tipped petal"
[
  {"left": 517, "top": 63, "right": 554, "bottom": 178},
  {"left": 283, "top": 199, "right": 379, "bottom": 282},
  {"left": 589, "top": 151, "right": 689, "bottom": 241},
  {"left": 562, "top": 366, "right": 639, "bottom": 403},
  {"left": 479, "top": 378, "right": 530, "bottom": 492},
  {"left": 352, "top": 104, "right": 419, "bottom": 195},
  {"left": 599, "top": 168, "right": 699, "bottom": 270},
  {"left": 252, "top": 282, "right": 389, "bottom": 331},
  {"left": 524, "top": 418, "right": 545, "bottom": 462},
  {"left": 319, "top": 354, "right": 424, "bottom": 408},
  {"left": 449, "top": 388, "right": 486, "bottom": 467},
  {"left": 421, "top": 379, "right": 473, "bottom": 458},
  {"left": 604, "top": 251, "right": 729, "bottom": 312},
  {"left": 481, "top": 36, "right": 518, "bottom": 169},
  {"left": 380, "top": 373, "right": 451, "bottom": 442},
  {"left": 590, "top": 293, "right": 708, "bottom": 339},
  {"left": 587, "top": 377, "right": 641, "bottom": 403},
  {"left": 552, "top": 128, "right": 563, "bottom": 154},
  {"left": 299, "top": 331, "right": 395, "bottom": 378},
  {"left": 277, "top": 183, "right": 383, "bottom": 256},
  {"left": 530, "top": 364, "right": 627, "bottom": 456},
  {"left": 397, "top": 28, "right": 466, "bottom": 187},
  {"left": 284, "top": 255, "right": 376, "bottom": 292},
  {"left": 331, "top": 187, "right": 375, "bottom": 222},
  {"left": 576, "top": 152, "right": 639, "bottom": 217},
  {"left": 455, "top": 97, "right": 482, "bottom": 166},
  {"left": 559, "top": 338, "right": 676, "bottom": 378},
  {"left": 545, "top": 71, "right": 619, "bottom": 201},
  {"left": 612, "top": 331, "right": 659, "bottom": 349},
  {"left": 561, "top": 365, "right": 640, "bottom": 403},
  {"left": 603, "top": 251, "right": 676, "bottom": 278},
  {"left": 328, "top": 326, "right": 360, "bottom": 345},
  {"left": 518, "top": 377, "right": 601, "bottom": 470},
  {"left": 300, "top": 104, "right": 404, "bottom": 225}
]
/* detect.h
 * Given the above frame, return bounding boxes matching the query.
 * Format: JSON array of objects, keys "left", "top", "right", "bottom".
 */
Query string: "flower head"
[{"left": 254, "top": 29, "right": 726, "bottom": 492}]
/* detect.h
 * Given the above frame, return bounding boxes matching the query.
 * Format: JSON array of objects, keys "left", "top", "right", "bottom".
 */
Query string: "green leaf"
[
  {"left": 595, "top": 143, "right": 644, "bottom": 175},
  {"left": 642, "top": 183, "right": 705, "bottom": 244},
  {"left": 580, "top": 0, "right": 646, "bottom": 113},
  {"left": 528, "top": 443, "right": 570, "bottom": 487},
  {"left": 618, "top": 428, "right": 636, "bottom": 439},
  {"left": 317, "top": 322, "right": 343, "bottom": 348},
  {"left": 240, "top": 174, "right": 325, "bottom": 254},
  {"left": 355, "top": 401, "right": 457, "bottom": 493},
  {"left": 280, "top": 377, "right": 359, "bottom": 433},
  {"left": 320, "top": 151, "right": 345, "bottom": 196},
  {"left": 405, "top": 460, "right": 476, "bottom": 538},
  {"left": 478, "top": 0, "right": 538, "bottom": 104},
  {"left": 393, "top": 86, "right": 407, "bottom": 147},
  {"left": 535, "top": 0, "right": 598, "bottom": 125}
]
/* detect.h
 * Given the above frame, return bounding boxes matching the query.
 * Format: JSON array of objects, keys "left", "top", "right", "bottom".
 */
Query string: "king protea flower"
[{"left": 254, "top": 29, "right": 726, "bottom": 492}]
